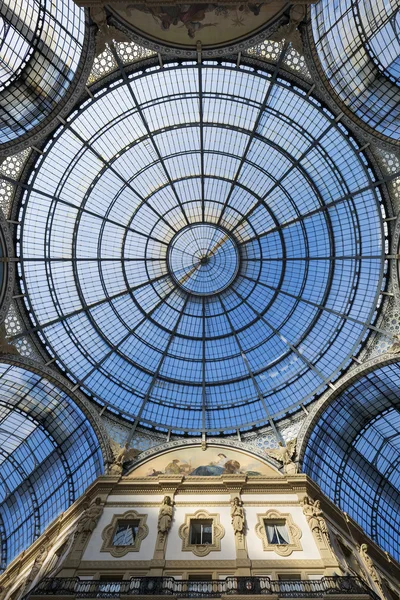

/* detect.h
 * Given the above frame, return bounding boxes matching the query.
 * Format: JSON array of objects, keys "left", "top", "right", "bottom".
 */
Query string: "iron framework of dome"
[
  {"left": 301, "top": 360, "right": 400, "bottom": 562},
  {"left": 308, "top": 0, "right": 400, "bottom": 145},
  {"left": 0, "top": 0, "right": 93, "bottom": 156},
  {"left": 0, "top": 361, "right": 105, "bottom": 570},
  {"left": 14, "top": 56, "right": 387, "bottom": 436}
]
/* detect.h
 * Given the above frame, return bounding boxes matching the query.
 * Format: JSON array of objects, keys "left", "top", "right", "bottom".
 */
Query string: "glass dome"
[
  {"left": 310, "top": 0, "right": 400, "bottom": 142},
  {"left": 0, "top": 362, "right": 104, "bottom": 570},
  {"left": 17, "top": 61, "right": 385, "bottom": 434},
  {"left": 302, "top": 362, "right": 400, "bottom": 562},
  {"left": 0, "top": 0, "right": 88, "bottom": 153}
]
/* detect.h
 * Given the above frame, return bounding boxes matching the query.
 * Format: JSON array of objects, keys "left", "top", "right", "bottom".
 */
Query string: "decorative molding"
[
  {"left": 255, "top": 510, "right": 302, "bottom": 556},
  {"left": 178, "top": 509, "right": 225, "bottom": 557},
  {"left": 101, "top": 510, "right": 149, "bottom": 557}
]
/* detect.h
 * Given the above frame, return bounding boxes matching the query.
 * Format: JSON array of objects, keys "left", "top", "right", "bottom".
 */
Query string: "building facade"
[{"left": 0, "top": 1, "right": 400, "bottom": 599}]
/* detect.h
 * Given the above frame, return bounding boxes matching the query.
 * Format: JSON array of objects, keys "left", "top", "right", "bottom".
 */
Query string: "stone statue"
[
  {"left": 231, "top": 497, "right": 245, "bottom": 536},
  {"left": 158, "top": 496, "right": 174, "bottom": 536},
  {"left": 74, "top": 498, "right": 103, "bottom": 539},
  {"left": 359, "top": 544, "right": 383, "bottom": 590},
  {"left": 90, "top": 6, "right": 129, "bottom": 54},
  {"left": 302, "top": 496, "right": 332, "bottom": 550},
  {"left": 302, "top": 496, "right": 321, "bottom": 538},
  {"left": 266, "top": 438, "right": 297, "bottom": 474},
  {"left": 22, "top": 545, "right": 49, "bottom": 595},
  {"left": 388, "top": 333, "right": 400, "bottom": 354},
  {"left": 313, "top": 500, "right": 332, "bottom": 548},
  {"left": 108, "top": 439, "right": 139, "bottom": 476},
  {"left": 270, "top": 4, "right": 306, "bottom": 53}
]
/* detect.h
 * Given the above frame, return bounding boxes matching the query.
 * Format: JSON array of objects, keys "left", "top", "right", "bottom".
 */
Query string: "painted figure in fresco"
[
  {"left": 145, "top": 451, "right": 262, "bottom": 477},
  {"left": 165, "top": 458, "right": 182, "bottom": 474}
]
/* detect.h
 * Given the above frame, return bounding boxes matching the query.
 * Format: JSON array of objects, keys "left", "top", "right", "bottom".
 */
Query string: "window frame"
[
  {"left": 178, "top": 510, "right": 225, "bottom": 557},
  {"left": 101, "top": 510, "right": 149, "bottom": 557},
  {"left": 255, "top": 510, "right": 302, "bottom": 556}
]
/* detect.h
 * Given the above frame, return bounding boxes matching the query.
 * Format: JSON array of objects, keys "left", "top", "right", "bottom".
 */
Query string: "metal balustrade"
[{"left": 27, "top": 575, "right": 379, "bottom": 599}]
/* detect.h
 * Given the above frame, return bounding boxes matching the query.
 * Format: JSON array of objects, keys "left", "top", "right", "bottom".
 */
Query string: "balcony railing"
[{"left": 27, "top": 576, "right": 379, "bottom": 599}]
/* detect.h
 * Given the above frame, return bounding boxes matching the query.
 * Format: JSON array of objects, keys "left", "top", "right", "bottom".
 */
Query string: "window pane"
[
  {"left": 265, "top": 521, "right": 289, "bottom": 544},
  {"left": 113, "top": 520, "right": 139, "bottom": 546}
]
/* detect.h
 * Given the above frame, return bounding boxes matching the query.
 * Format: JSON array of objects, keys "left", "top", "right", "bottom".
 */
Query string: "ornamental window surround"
[
  {"left": 178, "top": 510, "right": 225, "bottom": 557},
  {"left": 255, "top": 510, "right": 302, "bottom": 557},
  {"left": 101, "top": 511, "right": 148, "bottom": 557}
]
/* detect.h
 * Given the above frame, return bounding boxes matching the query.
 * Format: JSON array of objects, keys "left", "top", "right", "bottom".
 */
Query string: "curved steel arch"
[
  {"left": 298, "top": 354, "right": 400, "bottom": 561},
  {"left": 304, "top": 0, "right": 400, "bottom": 148},
  {"left": 0, "top": 356, "right": 111, "bottom": 570},
  {"left": 0, "top": 3, "right": 95, "bottom": 156},
  {"left": 12, "top": 57, "right": 387, "bottom": 435}
]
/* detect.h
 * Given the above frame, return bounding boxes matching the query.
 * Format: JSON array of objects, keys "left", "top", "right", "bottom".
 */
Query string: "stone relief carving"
[
  {"left": 265, "top": 438, "right": 297, "bottom": 474},
  {"left": 73, "top": 498, "right": 104, "bottom": 541},
  {"left": 231, "top": 496, "right": 245, "bottom": 537},
  {"left": 108, "top": 439, "right": 140, "bottom": 476},
  {"left": 359, "top": 544, "right": 384, "bottom": 594},
  {"left": 158, "top": 495, "right": 174, "bottom": 536},
  {"left": 301, "top": 496, "right": 332, "bottom": 552},
  {"left": 21, "top": 544, "right": 49, "bottom": 596},
  {"left": 270, "top": 3, "right": 305, "bottom": 53}
]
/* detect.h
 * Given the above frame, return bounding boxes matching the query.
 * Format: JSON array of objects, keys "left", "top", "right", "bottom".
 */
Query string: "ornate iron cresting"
[{"left": 27, "top": 575, "right": 379, "bottom": 598}]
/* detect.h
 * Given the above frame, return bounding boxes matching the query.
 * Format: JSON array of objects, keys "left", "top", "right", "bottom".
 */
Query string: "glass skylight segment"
[
  {"left": 303, "top": 365, "right": 400, "bottom": 562},
  {"left": 311, "top": 0, "right": 400, "bottom": 140},
  {"left": 0, "top": 0, "right": 85, "bottom": 144},
  {"left": 0, "top": 364, "right": 103, "bottom": 571},
  {"left": 18, "top": 62, "right": 384, "bottom": 433}
]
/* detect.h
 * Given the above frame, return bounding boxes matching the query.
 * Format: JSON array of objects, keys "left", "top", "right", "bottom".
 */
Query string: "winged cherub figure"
[
  {"left": 108, "top": 439, "right": 139, "bottom": 476},
  {"left": 266, "top": 439, "right": 297, "bottom": 474}
]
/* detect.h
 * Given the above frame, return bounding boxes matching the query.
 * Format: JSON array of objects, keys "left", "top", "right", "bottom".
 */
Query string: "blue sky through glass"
[
  {"left": 18, "top": 61, "right": 385, "bottom": 434},
  {"left": 303, "top": 363, "right": 400, "bottom": 561}
]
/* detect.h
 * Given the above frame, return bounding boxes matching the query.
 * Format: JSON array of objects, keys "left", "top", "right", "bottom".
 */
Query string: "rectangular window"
[
  {"left": 264, "top": 520, "right": 289, "bottom": 545},
  {"left": 190, "top": 520, "right": 213, "bottom": 545},
  {"left": 113, "top": 520, "right": 140, "bottom": 546}
]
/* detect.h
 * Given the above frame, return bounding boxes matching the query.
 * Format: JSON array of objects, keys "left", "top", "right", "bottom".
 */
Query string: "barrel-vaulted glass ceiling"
[
  {"left": 311, "top": 0, "right": 400, "bottom": 141},
  {"left": 0, "top": 0, "right": 85, "bottom": 146},
  {"left": 0, "top": 363, "right": 104, "bottom": 571},
  {"left": 303, "top": 363, "right": 400, "bottom": 562},
  {"left": 17, "top": 60, "right": 386, "bottom": 434}
]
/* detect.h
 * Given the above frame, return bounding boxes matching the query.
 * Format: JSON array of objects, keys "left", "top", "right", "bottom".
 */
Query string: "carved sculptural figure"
[
  {"left": 302, "top": 496, "right": 333, "bottom": 551},
  {"left": 22, "top": 545, "right": 49, "bottom": 595},
  {"left": 158, "top": 495, "right": 174, "bottom": 535},
  {"left": 388, "top": 333, "right": 400, "bottom": 354},
  {"left": 302, "top": 496, "right": 321, "bottom": 536},
  {"left": 75, "top": 497, "right": 103, "bottom": 538},
  {"left": 266, "top": 438, "right": 297, "bottom": 474},
  {"left": 108, "top": 439, "right": 139, "bottom": 476},
  {"left": 359, "top": 544, "right": 382, "bottom": 587},
  {"left": 231, "top": 497, "right": 245, "bottom": 535}
]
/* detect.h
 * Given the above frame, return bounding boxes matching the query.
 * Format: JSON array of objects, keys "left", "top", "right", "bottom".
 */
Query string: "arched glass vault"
[
  {"left": 301, "top": 361, "right": 400, "bottom": 562},
  {"left": 14, "top": 57, "right": 386, "bottom": 436},
  {"left": 0, "top": 0, "right": 91, "bottom": 155},
  {"left": 309, "top": 0, "right": 400, "bottom": 144},
  {"left": 0, "top": 362, "right": 105, "bottom": 571}
]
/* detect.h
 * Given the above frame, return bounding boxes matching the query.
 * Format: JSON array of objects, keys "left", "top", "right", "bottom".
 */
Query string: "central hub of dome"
[{"left": 167, "top": 224, "right": 239, "bottom": 296}]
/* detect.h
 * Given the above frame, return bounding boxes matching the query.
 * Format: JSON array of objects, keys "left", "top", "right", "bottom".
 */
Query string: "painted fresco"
[
  {"left": 130, "top": 447, "right": 278, "bottom": 477},
  {"left": 112, "top": 2, "right": 285, "bottom": 48}
]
